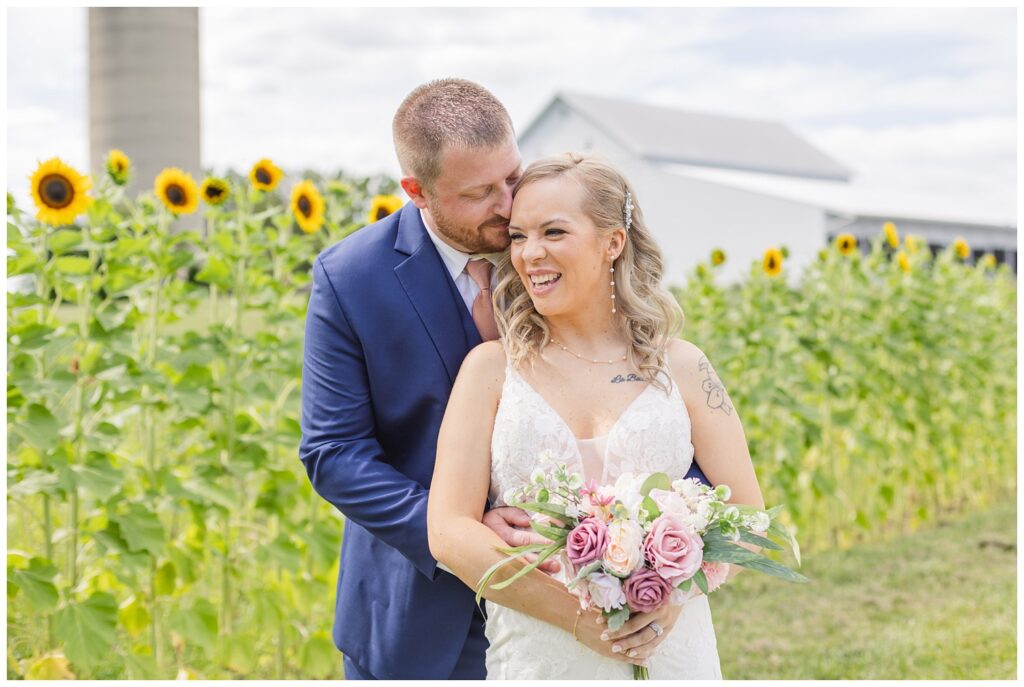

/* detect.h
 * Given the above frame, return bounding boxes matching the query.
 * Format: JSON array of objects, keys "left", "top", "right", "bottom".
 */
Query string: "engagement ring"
[{"left": 650, "top": 622, "right": 663, "bottom": 637}]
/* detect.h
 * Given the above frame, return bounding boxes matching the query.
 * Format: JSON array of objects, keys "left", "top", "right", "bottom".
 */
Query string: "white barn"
[{"left": 517, "top": 92, "right": 1017, "bottom": 287}]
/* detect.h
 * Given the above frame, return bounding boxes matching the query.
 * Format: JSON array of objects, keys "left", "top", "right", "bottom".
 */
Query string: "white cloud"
[{"left": 6, "top": 6, "right": 1016, "bottom": 226}]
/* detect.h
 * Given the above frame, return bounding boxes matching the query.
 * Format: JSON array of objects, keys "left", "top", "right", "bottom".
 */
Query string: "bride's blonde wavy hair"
[{"left": 493, "top": 152, "right": 684, "bottom": 394}]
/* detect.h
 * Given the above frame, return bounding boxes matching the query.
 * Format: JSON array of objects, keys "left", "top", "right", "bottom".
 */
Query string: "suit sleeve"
[{"left": 299, "top": 256, "right": 438, "bottom": 580}]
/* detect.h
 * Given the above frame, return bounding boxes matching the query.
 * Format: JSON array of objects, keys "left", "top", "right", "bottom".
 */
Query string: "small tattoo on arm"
[
  {"left": 698, "top": 355, "right": 733, "bottom": 415},
  {"left": 611, "top": 373, "right": 644, "bottom": 384}
]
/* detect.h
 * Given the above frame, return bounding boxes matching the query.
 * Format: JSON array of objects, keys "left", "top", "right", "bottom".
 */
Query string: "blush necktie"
[{"left": 465, "top": 259, "right": 499, "bottom": 342}]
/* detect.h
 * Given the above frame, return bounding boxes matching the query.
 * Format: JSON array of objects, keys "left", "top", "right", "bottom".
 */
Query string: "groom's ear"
[{"left": 401, "top": 177, "right": 429, "bottom": 209}]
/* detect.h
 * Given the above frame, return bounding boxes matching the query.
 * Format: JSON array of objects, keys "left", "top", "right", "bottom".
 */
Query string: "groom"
[{"left": 299, "top": 79, "right": 711, "bottom": 680}]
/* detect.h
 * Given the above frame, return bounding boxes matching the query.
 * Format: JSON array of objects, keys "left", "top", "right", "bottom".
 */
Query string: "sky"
[{"left": 6, "top": 6, "right": 1018, "bottom": 222}]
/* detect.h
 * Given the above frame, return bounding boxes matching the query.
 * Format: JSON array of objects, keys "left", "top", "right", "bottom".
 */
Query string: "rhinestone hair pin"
[{"left": 624, "top": 191, "right": 634, "bottom": 232}]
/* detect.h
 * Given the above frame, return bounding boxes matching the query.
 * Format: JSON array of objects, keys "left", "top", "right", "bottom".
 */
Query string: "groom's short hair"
[{"left": 393, "top": 78, "right": 514, "bottom": 190}]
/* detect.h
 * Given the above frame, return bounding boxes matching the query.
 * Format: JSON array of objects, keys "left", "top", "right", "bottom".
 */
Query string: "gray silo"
[{"left": 88, "top": 7, "right": 201, "bottom": 200}]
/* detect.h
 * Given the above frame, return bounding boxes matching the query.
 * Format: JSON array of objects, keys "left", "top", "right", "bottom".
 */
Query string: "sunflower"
[
  {"left": 882, "top": 221, "right": 899, "bottom": 249},
  {"left": 29, "top": 158, "right": 93, "bottom": 226},
  {"left": 710, "top": 248, "right": 726, "bottom": 266},
  {"left": 952, "top": 237, "right": 970, "bottom": 260},
  {"left": 762, "top": 247, "right": 783, "bottom": 277},
  {"left": 249, "top": 158, "right": 283, "bottom": 191},
  {"left": 200, "top": 177, "right": 230, "bottom": 206},
  {"left": 105, "top": 149, "right": 131, "bottom": 186},
  {"left": 836, "top": 233, "right": 857, "bottom": 256},
  {"left": 154, "top": 168, "right": 199, "bottom": 215},
  {"left": 290, "top": 180, "right": 326, "bottom": 234},
  {"left": 367, "top": 194, "right": 404, "bottom": 223},
  {"left": 896, "top": 250, "right": 911, "bottom": 273},
  {"left": 980, "top": 253, "right": 997, "bottom": 270}
]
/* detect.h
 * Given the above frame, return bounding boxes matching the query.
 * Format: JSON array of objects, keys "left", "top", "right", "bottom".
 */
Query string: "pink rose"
[
  {"left": 701, "top": 560, "right": 729, "bottom": 593},
  {"left": 623, "top": 568, "right": 674, "bottom": 613},
  {"left": 644, "top": 513, "right": 704, "bottom": 585},
  {"left": 566, "top": 517, "right": 608, "bottom": 567}
]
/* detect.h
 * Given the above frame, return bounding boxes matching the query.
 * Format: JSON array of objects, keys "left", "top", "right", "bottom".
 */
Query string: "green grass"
[{"left": 710, "top": 500, "right": 1017, "bottom": 679}]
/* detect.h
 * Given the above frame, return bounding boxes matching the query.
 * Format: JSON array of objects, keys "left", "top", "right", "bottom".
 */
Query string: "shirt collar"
[{"left": 420, "top": 208, "right": 503, "bottom": 279}]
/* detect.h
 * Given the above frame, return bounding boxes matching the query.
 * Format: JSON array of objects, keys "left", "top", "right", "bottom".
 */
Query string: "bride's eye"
[
  {"left": 545, "top": 228, "right": 566, "bottom": 237},
  {"left": 509, "top": 232, "right": 526, "bottom": 242}
]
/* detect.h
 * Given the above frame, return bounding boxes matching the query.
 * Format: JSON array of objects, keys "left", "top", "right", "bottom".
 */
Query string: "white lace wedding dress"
[{"left": 485, "top": 363, "right": 723, "bottom": 680}]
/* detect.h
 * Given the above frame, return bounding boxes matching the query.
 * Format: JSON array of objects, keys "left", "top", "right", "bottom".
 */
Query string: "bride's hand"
[
  {"left": 598, "top": 601, "right": 686, "bottom": 666},
  {"left": 571, "top": 609, "right": 649, "bottom": 668}
]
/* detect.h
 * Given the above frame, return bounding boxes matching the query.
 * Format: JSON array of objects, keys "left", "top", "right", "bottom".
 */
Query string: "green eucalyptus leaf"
[
  {"left": 640, "top": 472, "right": 671, "bottom": 497},
  {"left": 605, "top": 606, "right": 631, "bottom": 632}
]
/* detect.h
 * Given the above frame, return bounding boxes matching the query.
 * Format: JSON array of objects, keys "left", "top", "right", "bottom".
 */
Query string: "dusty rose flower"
[
  {"left": 587, "top": 572, "right": 626, "bottom": 612},
  {"left": 644, "top": 513, "right": 704, "bottom": 585},
  {"left": 702, "top": 560, "right": 730, "bottom": 593},
  {"left": 602, "top": 519, "right": 645, "bottom": 577},
  {"left": 623, "top": 568, "right": 674, "bottom": 613},
  {"left": 566, "top": 517, "right": 609, "bottom": 567}
]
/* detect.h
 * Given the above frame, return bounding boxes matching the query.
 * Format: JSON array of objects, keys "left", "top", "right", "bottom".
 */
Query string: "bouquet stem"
[{"left": 633, "top": 664, "right": 649, "bottom": 680}]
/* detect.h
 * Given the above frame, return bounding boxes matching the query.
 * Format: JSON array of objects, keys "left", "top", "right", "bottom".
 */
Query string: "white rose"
[
  {"left": 649, "top": 488, "right": 690, "bottom": 516},
  {"left": 612, "top": 472, "right": 647, "bottom": 520},
  {"left": 602, "top": 519, "right": 645, "bottom": 577},
  {"left": 586, "top": 572, "right": 626, "bottom": 612},
  {"left": 672, "top": 477, "right": 704, "bottom": 500}
]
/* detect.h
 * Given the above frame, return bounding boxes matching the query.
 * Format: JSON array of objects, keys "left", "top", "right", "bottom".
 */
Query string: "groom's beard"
[{"left": 431, "top": 205, "right": 510, "bottom": 254}]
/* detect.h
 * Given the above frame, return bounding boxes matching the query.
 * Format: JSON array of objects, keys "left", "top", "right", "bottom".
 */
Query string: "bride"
[{"left": 427, "top": 153, "right": 765, "bottom": 679}]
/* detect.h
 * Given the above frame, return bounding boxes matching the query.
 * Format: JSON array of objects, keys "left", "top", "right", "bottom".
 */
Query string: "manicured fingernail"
[
  {"left": 612, "top": 644, "right": 622, "bottom": 653},
  {"left": 627, "top": 649, "right": 637, "bottom": 658},
  {"left": 600, "top": 632, "right": 609, "bottom": 641}
]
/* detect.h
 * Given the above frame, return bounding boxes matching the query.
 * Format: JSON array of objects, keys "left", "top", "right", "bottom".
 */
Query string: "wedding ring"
[{"left": 649, "top": 622, "right": 663, "bottom": 638}]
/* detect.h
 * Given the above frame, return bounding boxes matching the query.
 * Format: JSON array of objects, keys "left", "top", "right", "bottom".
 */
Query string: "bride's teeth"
[{"left": 531, "top": 274, "right": 560, "bottom": 285}]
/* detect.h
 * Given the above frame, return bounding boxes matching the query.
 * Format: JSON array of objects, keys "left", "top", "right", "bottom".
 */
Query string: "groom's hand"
[{"left": 482, "top": 507, "right": 562, "bottom": 574}]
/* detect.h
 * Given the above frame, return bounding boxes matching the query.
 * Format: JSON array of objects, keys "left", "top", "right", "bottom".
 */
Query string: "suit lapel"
[{"left": 394, "top": 205, "right": 471, "bottom": 385}]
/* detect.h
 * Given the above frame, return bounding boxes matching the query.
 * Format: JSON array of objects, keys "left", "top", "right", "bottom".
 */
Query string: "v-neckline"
[{"left": 509, "top": 367, "right": 653, "bottom": 442}]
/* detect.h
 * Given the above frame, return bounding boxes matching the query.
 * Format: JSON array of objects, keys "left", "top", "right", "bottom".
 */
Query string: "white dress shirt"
[{"left": 421, "top": 209, "right": 501, "bottom": 314}]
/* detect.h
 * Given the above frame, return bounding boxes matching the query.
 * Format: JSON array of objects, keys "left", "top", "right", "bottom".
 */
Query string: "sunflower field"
[{"left": 6, "top": 155, "right": 1016, "bottom": 679}]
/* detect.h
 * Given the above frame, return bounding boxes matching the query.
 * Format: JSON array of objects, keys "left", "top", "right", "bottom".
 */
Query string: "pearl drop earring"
[{"left": 610, "top": 260, "right": 616, "bottom": 314}]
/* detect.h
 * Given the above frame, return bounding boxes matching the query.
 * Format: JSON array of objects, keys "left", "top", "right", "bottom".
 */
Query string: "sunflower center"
[
  {"left": 768, "top": 257, "right": 777, "bottom": 269},
  {"left": 166, "top": 184, "right": 187, "bottom": 206},
  {"left": 297, "top": 196, "right": 312, "bottom": 217},
  {"left": 375, "top": 207, "right": 390, "bottom": 220},
  {"left": 40, "top": 175, "right": 74, "bottom": 209},
  {"left": 205, "top": 185, "right": 224, "bottom": 199},
  {"left": 256, "top": 168, "right": 271, "bottom": 185}
]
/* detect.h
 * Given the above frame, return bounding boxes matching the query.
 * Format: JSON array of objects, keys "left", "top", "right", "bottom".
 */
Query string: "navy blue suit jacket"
[{"left": 299, "top": 203, "right": 710, "bottom": 679}]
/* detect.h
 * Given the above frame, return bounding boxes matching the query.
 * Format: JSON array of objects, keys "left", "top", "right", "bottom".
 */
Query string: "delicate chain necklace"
[{"left": 548, "top": 338, "right": 628, "bottom": 365}]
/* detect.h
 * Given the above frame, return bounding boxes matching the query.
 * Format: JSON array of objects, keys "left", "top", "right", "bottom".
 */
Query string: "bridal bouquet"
[{"left": 477, "top": 452, "right": 807, "bottom": 679}]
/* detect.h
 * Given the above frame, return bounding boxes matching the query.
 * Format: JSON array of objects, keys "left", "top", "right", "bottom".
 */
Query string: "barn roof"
[{"left": 520, "top": 91, "right": 853, "bottom": 182}]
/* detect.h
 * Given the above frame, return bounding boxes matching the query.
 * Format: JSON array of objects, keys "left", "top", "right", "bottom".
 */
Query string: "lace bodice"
[
  {"left": 489, "top": 364, "right": 696, "bottom": 507},
  {"left": 484, "top": 362, "right": 721, "bottom": 679}
]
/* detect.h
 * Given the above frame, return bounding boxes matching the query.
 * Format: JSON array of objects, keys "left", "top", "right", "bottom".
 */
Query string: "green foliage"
[
  {"left": 6, "top": 170, "right": 1014, "bottom": 678},
  {"left": 673, "top": 237, "right": 1016, "bottom": 553},
  {"left": 7, "top": 171, "right": 372, "bottom": 678}
]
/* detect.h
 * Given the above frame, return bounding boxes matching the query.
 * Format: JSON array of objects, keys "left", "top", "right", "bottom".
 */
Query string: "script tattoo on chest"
[
  {"left": 699, "top": 355, "right": 733, "bottom": 415},
  {"left": 610, "top": 373, "right": 644, "bottom": 384}
]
